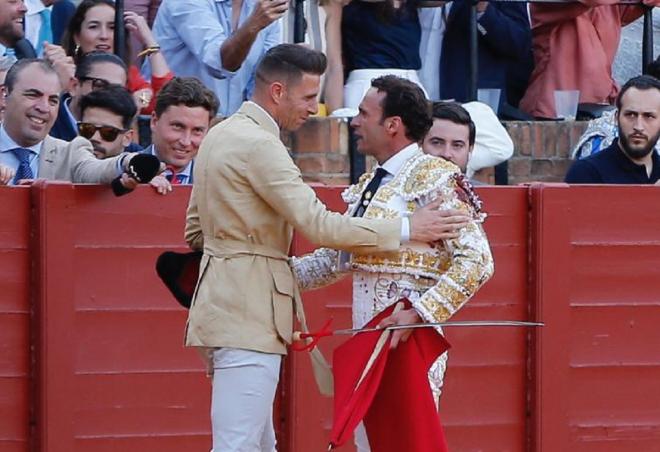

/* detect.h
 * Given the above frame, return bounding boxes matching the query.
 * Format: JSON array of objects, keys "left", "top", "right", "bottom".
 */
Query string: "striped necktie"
[{"left": 11, "top": 147, "right": 35, "bottom": 184}]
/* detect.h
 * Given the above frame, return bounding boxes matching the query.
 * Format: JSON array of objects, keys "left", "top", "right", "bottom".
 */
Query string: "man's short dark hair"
[
  {"left": 75, "top": 51, "right": 127, "bottom": 80},
  {"left": 154, "top": 77, "right": 220, "bottom": 119},
  {"left": 255, "top": 44, "right": 327, "bottom": 87},
  {"left": 80, "top": 85, "right": 137, "bottom": 129},
  {"left": 616, "top": 75, "right": 660, "bottom": 110},
  {"left": 431, "top": 101, "right": 476, "bottom": 146},
  {"left": 370, "top": 75, "right": 432, "bottom": 143},
  {"left": 4, "top": 58, "right": 58, "bottom": 94}
]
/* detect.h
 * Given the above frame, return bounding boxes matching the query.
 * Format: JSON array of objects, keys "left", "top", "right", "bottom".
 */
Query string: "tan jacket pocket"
[{"left": 271, "top": 271, "right": 294, "bottom": 344}]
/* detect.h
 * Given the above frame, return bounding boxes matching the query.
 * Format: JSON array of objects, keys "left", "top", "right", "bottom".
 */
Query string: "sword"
[{"left": 332, "top": 320, "right": 544, "bottom": 335}]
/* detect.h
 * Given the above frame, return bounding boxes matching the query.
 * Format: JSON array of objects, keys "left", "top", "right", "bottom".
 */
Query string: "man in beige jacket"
[{"left": 185, "top": 44, "right": 461, "bottom": 451}]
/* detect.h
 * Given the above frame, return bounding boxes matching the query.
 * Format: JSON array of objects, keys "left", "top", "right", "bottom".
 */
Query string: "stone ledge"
[{"left": 286, "top": 117, "right": 589, "bottom": 185}]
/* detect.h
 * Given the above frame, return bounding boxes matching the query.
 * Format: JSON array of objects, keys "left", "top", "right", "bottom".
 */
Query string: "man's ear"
[
  {"left": 150, "top": 111, "right": 158, "bottom": 132},
  {"left": 69, "top": 77, "right": 80, "bottom": 96},
  {"left": 270, "top": 81, "right": 285, "bottom": 105},
  {"left": 122, "top": 129, "right": 134, "bottom": 147},
  {"left": 386, "top": 116, "right": 403, "bottom": 136}
]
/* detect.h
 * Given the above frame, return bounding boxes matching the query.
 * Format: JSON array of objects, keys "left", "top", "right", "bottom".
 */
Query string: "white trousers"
[
  {"left": 211, "top": 348, "right": 282, "bottom": 452},
  {"left": 343, "top": 69, "right": 429, "bottom": 110}
]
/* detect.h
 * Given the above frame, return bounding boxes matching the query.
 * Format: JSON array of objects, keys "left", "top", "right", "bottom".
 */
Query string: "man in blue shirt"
[
  {"left": 150, "top": 0, "right": 285, "bottom": 116},
  {"left": 565, "top": 76, "right": 660, "bottom": 184}
]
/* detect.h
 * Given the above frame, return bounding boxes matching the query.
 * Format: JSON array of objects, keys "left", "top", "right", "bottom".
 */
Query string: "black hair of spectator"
[
  {"left": 62, "top": 0, "right": 131, "bottom": 65},
  {"left": 80, "top": 85, "right": 137, "bottom": 130},
  {"left": 431, "top": 101, "right": 476, "bottom": 147},
  {"left": 154, "top": 77, "right": 220, "bottom": 119},
  {"left": 4, "top": 58, "right": 57, "bottom": 95},
  {"left": 370, "top": 75, "right": 432, "bottom": 143},
  {"left": 255, "top": 44, "right": 327, "bottom": 87},
  {"left": 75, "top": 51, "right": 127, "bottom": 80},
  {"left": 646, "top": 56, "right": 660, "bottom": 80},
  {"left": 616, "top": 75, "right": 660, "bottom": 110}
]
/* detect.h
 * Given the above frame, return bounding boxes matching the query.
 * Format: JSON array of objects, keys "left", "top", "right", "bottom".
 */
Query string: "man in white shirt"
[{"left": 150, "top": 0, "right": 286, "bottom": 116}]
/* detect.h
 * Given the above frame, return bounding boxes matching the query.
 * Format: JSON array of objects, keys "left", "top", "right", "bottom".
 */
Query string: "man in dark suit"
[{"left": 419, "top": 1, "right": 531, "bottom": 110}]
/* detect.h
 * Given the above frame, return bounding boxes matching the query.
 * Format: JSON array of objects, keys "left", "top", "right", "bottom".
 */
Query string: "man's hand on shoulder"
[{"left": 410, "top": 200, "right": 471, "bottom": 243}]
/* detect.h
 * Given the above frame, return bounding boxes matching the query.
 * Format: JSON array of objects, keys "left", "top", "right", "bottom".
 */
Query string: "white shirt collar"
[
  {"left": 248, "top": 101, "right": 280, "bottom": 133},
  {"left": 378, "top": 142, "right": 419, "bottom": 177},
  {"left": 0, "top": 123, "right": 43, "bottom": 155},
  {"left": 63, "top": 96, "right": 78, "bottom": 131},
  {"left": 149, "top": 144, "right": 194, "bottom": 179}
]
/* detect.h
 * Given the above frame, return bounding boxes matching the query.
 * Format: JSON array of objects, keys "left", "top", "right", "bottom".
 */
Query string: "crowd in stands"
[{"left": 1, "top": 0, "right": 660, "bottom": 188}]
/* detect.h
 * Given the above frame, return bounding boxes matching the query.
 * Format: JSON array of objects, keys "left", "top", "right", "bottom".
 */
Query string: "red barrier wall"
[
  {"left": 530, "top": 184, "right": 660, "bottom": 452},
  {"left": 0, "top": 187, "right": 31, "bottom": 452},
  {"left": 31, "top": 182, "right": 210, "bottom": 452},
  {"left": 3, "top": 182, "right": 660, "bottom": 452}
]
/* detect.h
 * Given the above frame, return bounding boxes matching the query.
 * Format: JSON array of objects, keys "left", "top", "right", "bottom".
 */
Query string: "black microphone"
[{"left": 111, "top": 154, "right": 161, "bottom": 196}]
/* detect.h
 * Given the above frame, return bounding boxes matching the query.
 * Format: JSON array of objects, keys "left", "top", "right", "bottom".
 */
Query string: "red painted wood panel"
[
  {"left": 32, "top": 183, "right": 211, "bottom": 452},
  {"left": 2, "top": 181, "right": 658, "bottom": 452},
  {"left": 530, "top": 184, "right": 660, "bottom": 452},
  {"left": 564, "top": 186, "right": 660, "bottom": 452},
  {"left": 0, "top": 187, "right": 31, "bottom": 452}
]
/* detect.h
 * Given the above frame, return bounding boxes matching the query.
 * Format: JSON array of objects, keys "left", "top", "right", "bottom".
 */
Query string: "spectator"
[
  {"left": 24, "top": 0, "right": 77, "bottom": 55},
  {"left": 0, "top": 59, "right": 151, "bottom": 185},
  {"left": 0, "top": 0, "right": 28, "bottom": 50},
  {"left": 336, "top": 0, "right": 427, "bottom": 110},
  {"left": 150, "top": 0, "right": 285, "bottom": 116},
  {"left": 462, "top": 101, "right": 514, "bottom": 178},
  {"left": 125, "top": 0, "right": 162, "bottom": 63},
  {"left": 0, "top": 56, "right": 13, "bottom": 121},
  {"left": 572, "top": 57, "right": 660, "bottom": 159},
  {"left": 61, "top": 0, "right": 173, "bottom": 114},
  {"left": 422, "top": 101, "right": 476, "bottom": 178},
  {"left": 50, "top": 51, "right": 128, "bottom": 142},
  {"left": 79, "top": 84, "right": 138, "bottom": 159},
  {"left": 144, "top": 77, "right": 219, "bottom": 184},
  {"left": 418, "top": 1, "right": 531, "bottom": 107},
  {"left": 520, "top": 0, "right": 659, "bottom": 119},
  {"left": 565, "top": 75, "right": 660, "bottom": 184}
]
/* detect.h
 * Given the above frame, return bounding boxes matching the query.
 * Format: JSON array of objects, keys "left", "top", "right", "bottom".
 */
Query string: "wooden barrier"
[
  {"left": 2, "top": 182, "right": 660, "bottom": 451},
  {"left": 0, "top": 187, "right": 31, "bottom": 452}
]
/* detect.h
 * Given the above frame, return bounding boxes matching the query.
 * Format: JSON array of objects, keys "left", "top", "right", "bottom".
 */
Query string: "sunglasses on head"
[
  {"left": 79, "top": 76, "right": 112, "bottom": 90},
  {"left": 78, "top": 122, "right": 127, "bottom": 141}
]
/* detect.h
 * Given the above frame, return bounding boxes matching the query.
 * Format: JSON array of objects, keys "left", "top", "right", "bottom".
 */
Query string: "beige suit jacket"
[
  {"left": 37, "top": 135, "right": 123, "bottom": 183},
  {"left": 185, "top": 101, "right": 402, "bottom": 354}
]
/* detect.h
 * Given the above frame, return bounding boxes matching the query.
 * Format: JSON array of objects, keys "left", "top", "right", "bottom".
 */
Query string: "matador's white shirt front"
[{"left": 292, "top": 144, "right": 494, "bottom": 399}]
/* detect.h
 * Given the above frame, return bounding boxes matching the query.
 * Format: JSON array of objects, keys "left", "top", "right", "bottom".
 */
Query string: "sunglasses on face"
[
  {"left": 78, "top": 76, "right": 112, "bottom": 90},
  {"left": 78, "top": 122, "right": 127, "bottom": 141}
]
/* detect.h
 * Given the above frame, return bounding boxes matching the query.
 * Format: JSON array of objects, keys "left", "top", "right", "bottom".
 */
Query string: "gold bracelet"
[{"left": 137, "top": 45, "right": 161, "bottom": 58}]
